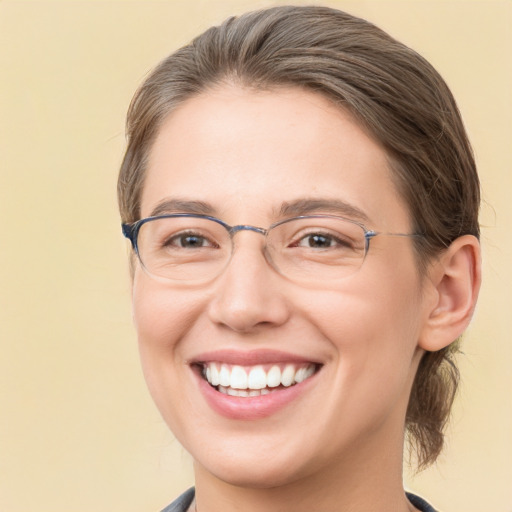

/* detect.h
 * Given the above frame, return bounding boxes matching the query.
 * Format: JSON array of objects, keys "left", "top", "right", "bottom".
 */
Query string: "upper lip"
[{"left": 189, "top": 349, "right": 321, "bottom": 366}]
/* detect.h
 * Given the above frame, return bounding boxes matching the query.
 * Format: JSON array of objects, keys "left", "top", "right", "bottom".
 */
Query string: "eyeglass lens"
[{"left": 135, "top": 216, "right": 368, "bottom": 284}]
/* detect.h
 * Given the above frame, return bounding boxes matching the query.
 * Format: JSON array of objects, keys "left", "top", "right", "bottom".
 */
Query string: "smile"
[{"left": 200, "top": 362, "right": 318, "bottom": 397}]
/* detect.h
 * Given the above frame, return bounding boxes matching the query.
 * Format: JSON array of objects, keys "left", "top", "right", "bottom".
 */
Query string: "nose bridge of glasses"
[
  {"left": 226, "top": 224, "right": 272, "bottom": 269},
  {"left": 228, "top": 224, "right": 267, "bottom": 238}
]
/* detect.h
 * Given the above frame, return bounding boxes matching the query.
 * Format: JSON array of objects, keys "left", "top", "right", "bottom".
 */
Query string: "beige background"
[{"left": 1, "top": 1, "right": 510, "bottom": 511}]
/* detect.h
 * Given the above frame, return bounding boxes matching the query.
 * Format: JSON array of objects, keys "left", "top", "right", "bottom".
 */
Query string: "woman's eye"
[
  {"left": 295, "top": 232, "right": 351, "bottom": 249},
  {"left": 299, "top": 234, "right": 335, "bottom": 248},
  {"left": 165, "top": 232, "right": 214, "bottom": 249}
]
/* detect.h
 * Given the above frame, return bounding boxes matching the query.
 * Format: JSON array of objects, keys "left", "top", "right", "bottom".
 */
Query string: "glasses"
[{"left": 122, "top": 214, "right": 422, "bottom": 285}]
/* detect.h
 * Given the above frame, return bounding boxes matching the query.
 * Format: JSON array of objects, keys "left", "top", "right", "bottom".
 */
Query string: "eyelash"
[
  {"left": 164, "top": 231, "right": 217, "bottom": 249},
  {"left": 290, "top": 230, "right": 355, "bottom": 250}
]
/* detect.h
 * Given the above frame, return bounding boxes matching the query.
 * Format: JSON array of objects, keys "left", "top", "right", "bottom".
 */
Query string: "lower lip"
[{"left": 195, "top": 369, "right": 317, "bottom": 420}]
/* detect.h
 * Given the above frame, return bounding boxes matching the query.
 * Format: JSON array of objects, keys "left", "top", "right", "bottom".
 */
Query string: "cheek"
[
  {"left": 303, "top": 264, "right": 424, "bottom": 391},
  {"left": 131, "top": 273, "right": 205, "bottom": 388},
  {"left": 305, "top": 264, "right": 422, "bottom": 342},
  {"left": 131, "top": 273, "right": 207, "bottom": 432},
  {"left": 133, "top": 272, "right": 198, "bottom": 347}
]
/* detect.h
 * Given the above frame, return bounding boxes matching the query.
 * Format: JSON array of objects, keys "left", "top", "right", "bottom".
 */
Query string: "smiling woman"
[{"left": 118, "top": 6, "right": 481, "bottom": 512}]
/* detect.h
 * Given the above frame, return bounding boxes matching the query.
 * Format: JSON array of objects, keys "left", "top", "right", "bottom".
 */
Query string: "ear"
[{"left": 418, "top": 235, "right": 481, "bottom": 352}]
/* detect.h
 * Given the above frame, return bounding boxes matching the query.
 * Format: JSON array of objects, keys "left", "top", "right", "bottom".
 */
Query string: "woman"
[{"left": 118, "top": 6, "right": 481, "bottom": 512}]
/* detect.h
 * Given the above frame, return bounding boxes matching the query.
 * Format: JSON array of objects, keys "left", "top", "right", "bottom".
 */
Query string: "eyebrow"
[
  {"left": 277, "top": 198, "right": 371, "bottom": 224},
  {"left": 148, "top": 197, "right": 371, "bottom": 224},
  {"left": 149, "top": 198, "right": 217, "bottom": 217}
]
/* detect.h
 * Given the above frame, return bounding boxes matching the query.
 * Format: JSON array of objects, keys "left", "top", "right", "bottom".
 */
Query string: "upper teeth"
[{"left": 203, "top": 362, "right": 316, "bottom": 390}]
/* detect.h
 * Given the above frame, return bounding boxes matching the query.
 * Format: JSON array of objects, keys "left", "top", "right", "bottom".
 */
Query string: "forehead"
[{"left": 142, "top": 85, "right": 411, "bottom": 230}]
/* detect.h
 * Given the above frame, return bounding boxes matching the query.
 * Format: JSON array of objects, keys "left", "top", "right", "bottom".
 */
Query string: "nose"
[{"left": 207, "top": 232, "right": 291, "bottom": 333}]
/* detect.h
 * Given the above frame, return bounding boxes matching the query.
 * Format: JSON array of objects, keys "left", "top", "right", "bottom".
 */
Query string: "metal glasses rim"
[
  {"left": 121, "top": 213, "right": 424, "bottom": 247},
  {"left": 120, "top": 213, "right": 424, "bottom": 283}
]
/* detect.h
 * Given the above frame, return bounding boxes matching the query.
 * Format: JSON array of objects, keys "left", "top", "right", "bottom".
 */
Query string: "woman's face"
[{"left": 133, "top": 86, "right": 431, "bottom": 487}]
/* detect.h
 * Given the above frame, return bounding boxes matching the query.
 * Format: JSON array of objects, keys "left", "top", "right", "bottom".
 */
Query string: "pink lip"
[
  {"left": 190, "top": 349, "right": 319, "bottom": 366},
  {"left": 191, "top": 352, "right": 320, "bottom": 421}
]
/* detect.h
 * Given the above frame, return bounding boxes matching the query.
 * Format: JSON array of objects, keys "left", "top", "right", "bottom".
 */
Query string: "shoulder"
[
  {"left": 406, "top": 492, "right": 438, "bottom": 512},
  {"left": 160, "top": 488, "right": 195, "bottom": 512}
]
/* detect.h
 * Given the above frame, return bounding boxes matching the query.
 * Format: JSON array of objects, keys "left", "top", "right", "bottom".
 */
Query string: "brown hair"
[{"left": 118, "top": 5, "right": 480, "bottom": 469}]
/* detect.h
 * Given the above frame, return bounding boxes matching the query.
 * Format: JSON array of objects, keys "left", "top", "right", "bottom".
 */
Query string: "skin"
[{"left": 131, "top": 85, "right": 479, "bottom": 512}]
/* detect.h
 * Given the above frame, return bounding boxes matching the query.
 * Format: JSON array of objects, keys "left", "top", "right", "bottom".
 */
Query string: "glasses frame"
[{"left": 122, "top": 213, "right": 423, "bottom": 281}]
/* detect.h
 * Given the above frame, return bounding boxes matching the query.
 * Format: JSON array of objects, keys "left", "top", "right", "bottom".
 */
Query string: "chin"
[
  {"left": 196, "top": 454, "right": 314, "bottom": 489},
  {"left": 187, "top": 428, "right": 333, "bottom": 491}
]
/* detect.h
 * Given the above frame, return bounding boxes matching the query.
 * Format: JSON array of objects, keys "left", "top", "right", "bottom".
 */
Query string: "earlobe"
[{"left": 418, "top": 235, "right": 481, "bottom": 352}]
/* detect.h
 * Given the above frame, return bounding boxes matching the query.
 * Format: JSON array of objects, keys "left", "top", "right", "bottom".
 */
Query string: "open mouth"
[{"left": 198, "top": 362, "right": 320, "bottom": 397}]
